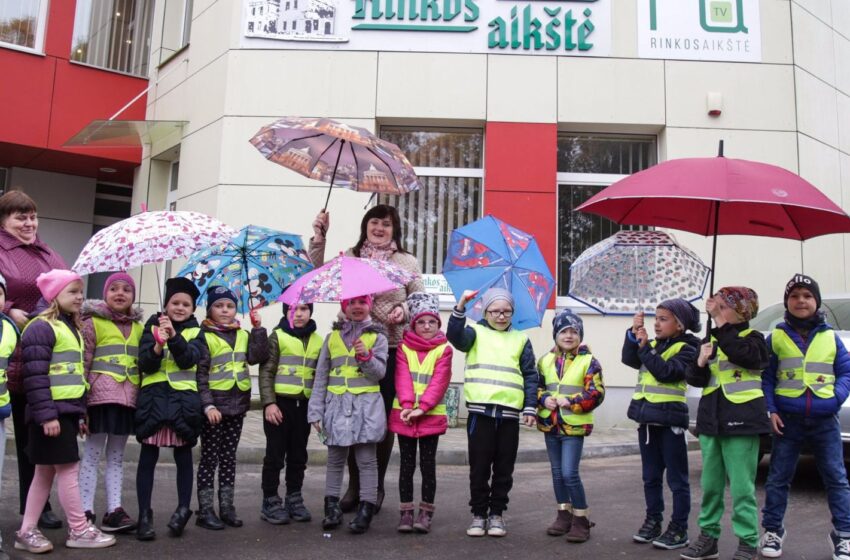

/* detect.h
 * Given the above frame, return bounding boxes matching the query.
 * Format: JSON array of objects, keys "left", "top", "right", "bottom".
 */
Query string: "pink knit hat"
[
  {"left": 36, "top": 269, "right": 82, "bottom": 303},
  {"left": 103, "top": 272, "right": 135, "bottom": 300},
  {"left": 341, "top": 294, "right": 373, "bottom": 313}
]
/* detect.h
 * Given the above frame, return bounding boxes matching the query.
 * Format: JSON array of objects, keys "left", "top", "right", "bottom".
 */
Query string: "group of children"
[{"left": 0, "top": 266, "right": 848, "bottom": 560}]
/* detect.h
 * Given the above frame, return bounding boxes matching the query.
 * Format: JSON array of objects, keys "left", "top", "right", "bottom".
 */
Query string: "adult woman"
[
  {"left": 309, "top": 205, "right": 424, "bottom": 512},
  {"left": 0, "top": 191, "right": 67, "bottom": 529}
]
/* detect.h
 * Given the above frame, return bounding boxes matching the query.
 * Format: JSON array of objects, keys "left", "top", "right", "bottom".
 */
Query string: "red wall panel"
[
  {"left": 0, "top": 51, "right": 55, "bottom": 147},
  {"left": 44, "top": 0, "right": 76, "bottom": 58}
]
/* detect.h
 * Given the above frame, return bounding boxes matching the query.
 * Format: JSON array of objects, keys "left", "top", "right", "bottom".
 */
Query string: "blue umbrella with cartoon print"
[{"left": 177, "top": 224, "right": 313, "bottom": 313}]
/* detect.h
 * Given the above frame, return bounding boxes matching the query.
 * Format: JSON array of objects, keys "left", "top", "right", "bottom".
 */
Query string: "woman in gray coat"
[{"left": 308, "top": 295, "right": 388, "bottom": 534}]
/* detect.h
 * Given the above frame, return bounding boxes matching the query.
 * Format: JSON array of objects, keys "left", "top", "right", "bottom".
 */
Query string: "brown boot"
[
  {"left": 547, "top": 504, "right": 573, "bottom": 536},
  {"left": 565, "top": 509, "right": 593, "bottom": 543}
]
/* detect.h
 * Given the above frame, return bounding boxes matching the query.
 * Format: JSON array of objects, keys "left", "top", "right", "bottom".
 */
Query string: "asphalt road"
[{"left": 0, "top": 451, "right": 839, "bottom": 559}]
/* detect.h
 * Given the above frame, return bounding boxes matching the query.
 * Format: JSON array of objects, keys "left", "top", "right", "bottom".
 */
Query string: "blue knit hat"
[
  {"left": 206, "top": 285, "right": 238, "bottom": 310},
  {"left": 552, "top": 309, "right": 583, "bottom": 341},
  {"left": 657, "top": 299, "right": 702, "bottom": 333}
]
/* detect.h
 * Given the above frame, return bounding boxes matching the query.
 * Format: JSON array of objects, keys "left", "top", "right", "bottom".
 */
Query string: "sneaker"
[
  {"left": 732, "top": 541, "right": 757, "bottom": 560},
  {"left": 84, "top": 510, "right": 96, "bottom": 525},
  {"left": 466, "top": 516, "right": 487, "bottom": 537},
  {"left": 14, "top": 529, "right": 53, "bottom": 554},
  {"left": 65, "top": 524, "right": 116, "bottom": 549},
  {"left": 101, "top": 507, "right": 137, "bottom": 533},
  {"left": 760, "top": 528, "right": 786, "bottom": 558},
  {"left": 679, "top": 532, "right": 719, "bottom": 560},
  {"left": 830, "top": 531, "right": 850, "bottom": 560},
  {"left": 653, "top": 523, "right": 690, "bottom": 550},
  {"left": 633, "top": 517, "right": 663, "bottom": 543},
  {"left": 487, "top": 515, "right": 506, "bottom": 537},
  {"left": 261, "top": 496, "right": 291, "bottom": 525}
]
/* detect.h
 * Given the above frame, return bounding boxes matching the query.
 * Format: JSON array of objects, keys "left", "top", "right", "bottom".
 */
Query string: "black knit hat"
[
  {"left": 164, "top": 277, "right": 200, "bottom": 309},
  {"left": 784, "top": 273, "right": 821, "bottom": 309},
  {"left": 281, "top": 301, "right": 314, "bottom": 318},
  {"left": 206, "top": 285, "right": 238, "bottom": 310}
]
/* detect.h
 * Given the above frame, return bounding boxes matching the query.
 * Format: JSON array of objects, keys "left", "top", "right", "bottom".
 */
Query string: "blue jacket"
[{"left": 763, "top": 321, "right": 850, "bottom": 417}]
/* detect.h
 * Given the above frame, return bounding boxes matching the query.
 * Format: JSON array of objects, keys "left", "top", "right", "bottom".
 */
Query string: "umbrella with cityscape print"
[{"left": 249, "top": 117, "right": 422, "bottom": 211}]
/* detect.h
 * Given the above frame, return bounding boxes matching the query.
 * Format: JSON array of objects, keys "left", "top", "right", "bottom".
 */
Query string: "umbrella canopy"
[
  {"left": 73, "top": 210, "right": 237, "bottom": 275},
  {"left": 278, "top": 253, "right": 418, "bottom": 306},
  {"left": 249, "top": 117, "right": 421, "bottom": 209},
  {"left": 442, "top": 215, "right": 555, "bottom": 330},
  {"left": 568, "top": 230, "right": 710, "bottom": 315},
  {"left": 176, "top": 225, "right": 313, "bottom": 313}
]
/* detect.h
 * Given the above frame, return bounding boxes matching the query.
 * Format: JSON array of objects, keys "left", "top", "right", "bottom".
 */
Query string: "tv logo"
[{"left": 649, "top": 0, "right": 748, "bottom": 34}]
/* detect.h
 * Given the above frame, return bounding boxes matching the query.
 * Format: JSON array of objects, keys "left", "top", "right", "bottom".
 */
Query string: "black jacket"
[
  {"left": 685, "top": 322, "right": 771, "bottom": 436},
  {"left": 622, "top": 328, "right": 700, "bottom": 428}
]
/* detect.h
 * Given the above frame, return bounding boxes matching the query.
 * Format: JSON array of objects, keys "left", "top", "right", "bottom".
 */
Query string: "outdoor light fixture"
[{"left": 707, "top": 92, "right": 723, "bottom": 117}]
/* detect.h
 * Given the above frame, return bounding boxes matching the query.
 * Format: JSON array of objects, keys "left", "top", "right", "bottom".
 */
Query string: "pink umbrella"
[{"left": 278, "top": 253, "right": 418, "bottom": 306}]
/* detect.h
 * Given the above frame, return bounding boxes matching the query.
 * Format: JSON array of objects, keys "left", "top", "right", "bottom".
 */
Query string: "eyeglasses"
[
  {"left": 415, "top": 319, "right": 439, "bottom": 327},
  {"left": 487, "top": 309, "right": 513, "bottom": 318}
]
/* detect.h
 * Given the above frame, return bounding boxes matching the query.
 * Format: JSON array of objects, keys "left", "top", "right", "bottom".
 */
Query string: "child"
[
  {"left": 622, "top": 300, "right": 701, "bottom": 550},
  {"left": 259, "top": 301, "right": 322, "bottom": 525},
  {"left": 307, "top": 295, "right": 388, "bottom": 535},
  {"left": 195, "top": 286, "right": 268, "bottom": 530},
  {"left": 681, "top": 287, "right": 771, "bottom": 560},
  {"left": 0, "top": 273, "right": 19, "bottom": 558},
  {"left": 389, "top": 292, "right": 453, "bottom": 534},
  {"left": 448, "top": 287, "right": 538, "bottom": 538},
  {"left": 78, "top": 272, "right": 143, "bottom": 533},
  {"left": 135, "top": 277, "right": 205, "bottom": 541},
  {"left": 759, "top": 274, "right": 850, "bottom": 559},
  {"left": 15, "top": 269, "right": 116, "bottom": 553},
  {"left": 538, "top": 309, "right": 604, "bottom": 543}
]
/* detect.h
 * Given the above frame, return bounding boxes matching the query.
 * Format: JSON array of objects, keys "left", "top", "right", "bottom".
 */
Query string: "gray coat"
[{"left": 307, "top": 322, "right": 388, "bottom": 447}]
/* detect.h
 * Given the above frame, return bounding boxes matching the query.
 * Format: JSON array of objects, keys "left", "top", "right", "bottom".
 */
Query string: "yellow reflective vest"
[
  {"left": 90, "top": 317, "right": 142, "bottom": 385},
  {"left": 632, "top": 341, "right": 688, "bottom": 404},
  {"left": 141, "top": 326, "right": 200, "bottom": 391},
  {"left": 392, "top": 343, "right": 449, "bottom": 416},
  {"left": 0, "top": 319, "right": 19, "bottom": 407},
  {"left": 274, "top": 329, "right": 322, "bottom": 398},
  {"left": 326, "top": 331, "right": 379, "bottom": 395},
  {"left": 204, "top": 330, "right": 251, "bottom": 392},
  {"left": 772, "top": 328, "right": 836, "bottom": 399},
  {"left": 703, "top": 329, "right": 764, "bottom": 404},
  {"left": 464, "top": 324, "right": 528, "bottom": 410},
  {"left": 24, "top": 318, "right": 87, "bottom": 401},
  {"left": 537, "top": 351, "right": 593, "bottom": 426}
]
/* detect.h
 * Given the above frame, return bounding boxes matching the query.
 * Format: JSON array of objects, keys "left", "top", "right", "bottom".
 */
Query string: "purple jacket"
[{"left": 22, "top": 314, "right": 87, "bottom": 425}]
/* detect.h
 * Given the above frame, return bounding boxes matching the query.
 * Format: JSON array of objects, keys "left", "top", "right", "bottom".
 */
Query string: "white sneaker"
[
  {"left": 487, "top": 515, "right": 507, "bottom": 537},
  {"left": 15, "top": 528, "right": 53, "bottom": 554},
  {"left": 759, "top": 528, "right": 785, "bottom": 558},
  {"left": 66, "top": 524, "right": 116, "bottom": 549},
  {"left": 466, "top": 516, "right": 487, "bottom": 537}
]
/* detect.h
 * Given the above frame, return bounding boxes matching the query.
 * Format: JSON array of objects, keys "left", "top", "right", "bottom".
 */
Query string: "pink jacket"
[
  {"left": 388, "top": 329, "right": 453, "bottom": 438},
  {"left": 80, "top": 300, "right": 144, "bottom": 409}
]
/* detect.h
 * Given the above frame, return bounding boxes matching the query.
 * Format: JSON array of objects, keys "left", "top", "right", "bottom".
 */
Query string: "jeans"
[
  {"left": 638, "top": 424, "right": 690, "bottom": 528},
  {"left": 544, "top": 432, "right": 587, "bottom": 509},
  {"left": 762, "top": 413, "right": 850, "bottom": 536}
]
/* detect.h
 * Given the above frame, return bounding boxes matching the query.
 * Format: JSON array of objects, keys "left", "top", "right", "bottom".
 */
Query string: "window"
[
  {"left": 557, "top": 134, "right": 657, "bottom": 298},
  {"left": 71, "top": 0, "right": 154, "bottom": 77},
  {"left": 0, "top": 0, "right": 48, "bottom": 53},
  {"left": 378, "top": 127, "right": 484, "bottom": 277},
  {"left": 87, "top": 182, "right": 134, "bottom": 298},
  {"left": 157, "top": 0, "right": 191, "bottom": 65}
]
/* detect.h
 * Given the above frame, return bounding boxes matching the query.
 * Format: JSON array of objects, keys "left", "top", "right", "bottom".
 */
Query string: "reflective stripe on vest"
[
  {"left": 392, "top": 343, "right": 449, "bottom": 416},
  {"left": 140, "top": 327, "right": 200, "bottom": 391},
  {"left": 703, "top": 329, "right": 764, "bottom": 404},
  {"left": 536, "top": 351, "right": 594, "bottom": 426},
  {"left": 326, "top": 331, "right": 379, "bottom": 395},
  {"left": 205, "top": 330, "right": 251, "bottom": 392},
  {"left": 772, "top": 328, "right": 836, "bottom": 399},
  {"left": 632, "top": 340, "right": 688, "bottom": 403},
  {"left": 22, "top": 318, "right": 87, "bottom": 401},
  {"left": 274, "top": 329, "right": 323, "bottom": 398},
  {"left": 0, "top": 320, "right": 17, "bottom": 407},
  {"left": 91, "top": 317, "right": 142, "bottom": 385},
  {"left": 464, "top": 324, "right": 528, "bottom": 410}
]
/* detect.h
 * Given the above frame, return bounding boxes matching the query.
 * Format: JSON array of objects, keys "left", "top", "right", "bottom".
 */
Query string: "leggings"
[
  {"left": 11, "top": 391, "right": 51, "bottom": 515},
  {"left": 198, "top": 415, "right": 245, "bottom": 491},
  {"left": 327, "top": 444, "right": 378, "bottom": 503},
  {"left": 79, "top": 433, "right": 129, "bottom": 513},
  {"left": 136, "top": 444, "right": 194, "bottom": 513},
  {"left": 21, "top": 462, "right": 87, "bottom": 533},
  {"left": 398, "top": 434, "right": 439, "bottom": 504}
]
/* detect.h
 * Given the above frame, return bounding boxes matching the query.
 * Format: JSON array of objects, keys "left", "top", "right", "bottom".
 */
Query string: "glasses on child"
[
  {"left": 487, "top": 309, "right": 513, "bottom": 318},
  {"left": 415, "top": 319, "right": 439, "bottom": 327}
]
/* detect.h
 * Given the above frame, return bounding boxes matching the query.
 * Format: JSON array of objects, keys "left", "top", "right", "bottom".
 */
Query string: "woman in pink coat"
[{"left": 389, "top": 292, "right": 452, "bottom": 535}]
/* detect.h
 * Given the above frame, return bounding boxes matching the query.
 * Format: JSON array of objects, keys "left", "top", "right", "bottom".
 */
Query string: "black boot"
[
  {"left": 136, "top": 509, "right": 155, "bottom": 541},
  {"left": 322, "top": 496, "right": 343, "bottom": 530},
  {"left": 349, "top": 501, "right": 376, "bottom": 534},
  {"left": 167, "top": 506, "right": 193, "bottom": 537},
  {"left": 219, "top": 486, "right": 243, "bottom": 528},
  {"left": 196, "top": 488, "right": 225, "bottom": 531},
  {"left": 38, "top": 508, "right": 63, "bottom": 530}
]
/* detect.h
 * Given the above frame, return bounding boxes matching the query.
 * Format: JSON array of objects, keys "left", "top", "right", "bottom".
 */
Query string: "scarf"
[
  {"left": 359, "top": 239, "right": 397, "bottom": 261},
  {"left": 202, "top": 318, "right": 241, "bottom": 333},
  {"left": 338, "top": 317, "right": 373, "bottom": 347},
  {"left": 784, "top": 309, "right": 826, "bottom": 338}
]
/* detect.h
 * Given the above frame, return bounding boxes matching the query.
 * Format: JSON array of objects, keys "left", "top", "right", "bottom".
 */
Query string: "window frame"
[
  {"left": 70, "top": 0, "right": 154, "bottom": 78},
  {"left": 0, "top": 0, "right": 49, "bottom": 55}
]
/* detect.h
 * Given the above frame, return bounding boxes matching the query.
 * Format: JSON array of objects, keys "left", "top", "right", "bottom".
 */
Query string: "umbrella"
[
  {"left": 568, "top": 230, "right": 711, "bottom": 315},
  {"left": 278, "top": 253, "right": 418, "bottom": 306},
  {"left": 249, "top": 117, "right": 422, "bottom": 210},
  {"left": 73, "top": 210, "right": 237, "bottom": 275},
  {"left": 442, "top": 215, "right": 555, "bottom": 330},
  {"left": 176, "top": 225, "right": 313, "bottom": 313}
]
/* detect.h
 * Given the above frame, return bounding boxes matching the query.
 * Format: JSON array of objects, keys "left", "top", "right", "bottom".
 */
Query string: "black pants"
[
  {"left": 11, "top": 391, "right": 51, "bottom": 515},
  {"left": 398, "top": 434, "right": 439, "bottom": 504},
  {"left": 136, "top": 443, "right": 194, "bottom": 512},
  {"left": 638, "top": 424, "right": 690, "bottom": 528},
  {"left": 467, "top": 414, "right": 519, "bottom": 517},
  {"left": 261, "top": 397, "right": 310, "bottom": 498},
  {"left": 198, "top": 414, "right": 245, "bottom": 491}
]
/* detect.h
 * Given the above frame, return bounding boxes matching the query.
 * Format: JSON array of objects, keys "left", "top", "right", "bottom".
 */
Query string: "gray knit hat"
[{"left": 481, "top": 287, "right": 514, "bottom": 313}]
